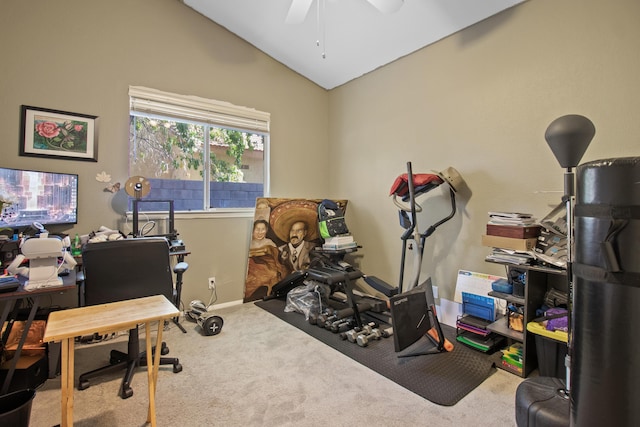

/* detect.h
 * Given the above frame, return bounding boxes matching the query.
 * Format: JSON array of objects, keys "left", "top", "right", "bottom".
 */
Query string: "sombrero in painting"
[{"left": 269, "top": 199, "right": 320, "bottom": 243}]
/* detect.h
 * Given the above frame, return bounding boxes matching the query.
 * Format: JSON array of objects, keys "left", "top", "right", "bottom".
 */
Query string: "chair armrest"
[{"left": 174, "top": 262, "right": 188, "bottom": 275}]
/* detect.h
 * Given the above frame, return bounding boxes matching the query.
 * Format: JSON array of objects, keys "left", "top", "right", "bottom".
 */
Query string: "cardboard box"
[
  {"left": 1, "top": 320, "right": 46, "bottom": 358},
  {"left": 0, "top": 355, "right": 48, "bottom": 393},
  {"left": 486, "top": 224, "right": 541, "bottom": 239},
  {"left": 481, "top": 235, "right": 538, "bottom": 251}
]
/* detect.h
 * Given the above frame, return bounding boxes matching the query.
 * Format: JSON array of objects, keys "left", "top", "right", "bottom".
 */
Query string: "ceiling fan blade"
[
  {"left": 286, "top": 0, "right": 314, "bottom": 24},
  {"left": 366, "top": 0, "right": 404, "bottom": 14}
]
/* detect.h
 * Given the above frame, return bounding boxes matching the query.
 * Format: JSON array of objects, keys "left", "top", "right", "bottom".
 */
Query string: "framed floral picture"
[{"left": 20, "top": 105, "right": 98, "bottom": 162}]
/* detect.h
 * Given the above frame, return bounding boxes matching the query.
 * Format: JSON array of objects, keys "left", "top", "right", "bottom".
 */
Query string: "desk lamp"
[{"left": 544, "top": 114, "right": 595, "bottom": 394}]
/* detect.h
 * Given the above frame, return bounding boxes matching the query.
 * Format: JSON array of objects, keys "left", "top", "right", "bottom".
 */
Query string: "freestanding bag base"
[{"left": 572, "top": 157, "right": 640, "bottom": 426}]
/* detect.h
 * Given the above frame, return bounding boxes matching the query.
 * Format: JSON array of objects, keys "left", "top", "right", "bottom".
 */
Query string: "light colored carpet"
[{"left": 29, "top": 302, "right": 523, "bottom": 426}]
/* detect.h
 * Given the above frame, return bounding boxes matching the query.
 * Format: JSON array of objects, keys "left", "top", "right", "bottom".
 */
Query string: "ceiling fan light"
[
  {"left": 286, "top": 0, "right": 314, "bottom": 24},
  {"left": 367, "top": 0, "right": 404, "bottom": 14}
]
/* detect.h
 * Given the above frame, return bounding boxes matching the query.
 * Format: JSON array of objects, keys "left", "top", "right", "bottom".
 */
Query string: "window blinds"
[{"left": 129, "top": 86, "right": 270, "bottom": 133}]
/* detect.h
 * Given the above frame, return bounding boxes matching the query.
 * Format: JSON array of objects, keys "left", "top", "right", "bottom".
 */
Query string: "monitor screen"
[{"left": 0, "top": 167, "right": 78, "bottom": 229}]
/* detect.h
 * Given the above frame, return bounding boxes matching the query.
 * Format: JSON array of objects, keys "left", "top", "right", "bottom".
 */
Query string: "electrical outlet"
[{"left": 208, "top": 277, "right": 216, "bottom": 290}]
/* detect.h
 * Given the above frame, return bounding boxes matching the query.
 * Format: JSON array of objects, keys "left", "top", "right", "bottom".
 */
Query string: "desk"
[
  {"left": 0, "top": 273, "right": 77, "bottom": 395},
  {"left": 43, "top": 295, "right": 178, "bottom": 427}
]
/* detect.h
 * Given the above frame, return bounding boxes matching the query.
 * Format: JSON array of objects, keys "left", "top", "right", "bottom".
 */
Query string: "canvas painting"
[{"left": 244, "top": 197, "right": 348, "bottom": 302}]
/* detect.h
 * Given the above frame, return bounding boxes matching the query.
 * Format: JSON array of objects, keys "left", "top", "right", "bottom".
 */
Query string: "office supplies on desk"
[{"left": 6, "top": 237, "right": 77, "bottom": 291}]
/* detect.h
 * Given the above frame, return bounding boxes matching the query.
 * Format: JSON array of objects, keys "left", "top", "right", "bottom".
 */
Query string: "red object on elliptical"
[{"left": 389, "top": 173, "right": 443, "bottom": 197}]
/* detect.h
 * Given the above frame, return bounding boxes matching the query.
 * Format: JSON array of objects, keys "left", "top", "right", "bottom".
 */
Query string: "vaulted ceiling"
[{"left": 183, "top": 0, "right": 526, "bottom": 90}]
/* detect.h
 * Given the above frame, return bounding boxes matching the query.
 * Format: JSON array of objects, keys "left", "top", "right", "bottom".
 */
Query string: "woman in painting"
[
  {"left": 244, "top": 219, "right": 286, "bottom": 301},
  {"left": 250, "top": 219, "right": 276, "bottom": 250}
]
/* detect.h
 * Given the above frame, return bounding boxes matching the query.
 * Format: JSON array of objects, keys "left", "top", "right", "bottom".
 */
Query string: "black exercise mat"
[{"left": 255, "top": 298, "right": 497, "bottom": 406}]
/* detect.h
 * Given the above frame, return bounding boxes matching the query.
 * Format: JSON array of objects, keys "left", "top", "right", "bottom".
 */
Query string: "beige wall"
[
  {"left": 329, "top": 0, "right": 640, "bottom": 300},
  {"left": 1, "top": 0, "right": 638, "bottom": 308},
  {"left": 0, "top": 0, "right": 329, "bottom": 306}
]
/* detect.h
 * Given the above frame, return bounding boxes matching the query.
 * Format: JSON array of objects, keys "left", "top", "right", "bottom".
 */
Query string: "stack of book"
[
  {"left": 455, "top": 292, "right": 505, "bottom": 353},
  {"left": 456, "top": 315, "right": 505, "bottom": 352},
  {"left": 500, "top": 343, "right": 524, "bottom": 375},
  {"left": 322, "top": 235, "right": 357, "bottom": 250},
  {"left": 482, "top": 212, "right": 540, "bottom": 253},
  {"left": 485, "top": 249, "right": 535, "bottom": 265}
]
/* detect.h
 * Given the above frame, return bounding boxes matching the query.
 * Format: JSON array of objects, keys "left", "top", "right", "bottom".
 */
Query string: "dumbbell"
[
  {"left": 380, "top": 326, "right": 393, "bottom": 338},
  {"left": 308, "top": 313, "right": 318, "bottom": 325},
  {"left": 327, "top": 317, "right": 351, "bottom": 332},
  {"left": 318, "top": 315, "right": 337, "bottom": 328},
  {"left": 315, "top": 307, "right": 334, "bottom": 328},
  {"left": 332, "top": 317, "right": 357, "bottom": 333},
  {"left": 356, "top": 328, "right": 382, "bottom": 347},
  {"left": 345, "top": 322, "right": 377, "bottom": 343}
]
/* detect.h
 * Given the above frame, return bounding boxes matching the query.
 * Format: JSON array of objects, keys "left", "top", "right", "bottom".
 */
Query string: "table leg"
[
  {"left": 153, "top": 321, "right": 163, "bottom": 394},
  {"left": 146, "top": 321, "right": 163, "bottom": 426},
  {"left": 60, "top": 337, "right": 74, "bottom": 427}
]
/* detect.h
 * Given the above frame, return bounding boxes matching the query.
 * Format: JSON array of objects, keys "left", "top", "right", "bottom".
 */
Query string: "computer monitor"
[{"left": 0, "top": 166, "right": 78, "bottom": 229}]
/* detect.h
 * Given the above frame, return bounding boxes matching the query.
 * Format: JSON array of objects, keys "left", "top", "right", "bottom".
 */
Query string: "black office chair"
[{"left": 77, "top": 237, "right": 184, "bottom": 399}]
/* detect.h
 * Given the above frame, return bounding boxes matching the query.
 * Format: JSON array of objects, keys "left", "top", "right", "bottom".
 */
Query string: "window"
[{"left": 129, "top": 86, "right": 270, "bottom": 211}]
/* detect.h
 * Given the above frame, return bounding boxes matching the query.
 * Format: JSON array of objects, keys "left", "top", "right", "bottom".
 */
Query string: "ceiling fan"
[{"left": 286, "top": 0, "right": 404, "bottom": 24}]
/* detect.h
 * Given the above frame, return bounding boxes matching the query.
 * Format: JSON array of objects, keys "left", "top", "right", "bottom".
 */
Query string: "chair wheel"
[
  {"left": 173, "top": 362, "right": 182, "bottom": 373},
  {"left": 161, "top": 345, "right": 169, "bottom": 356},
  {"left": 121, "top": 386, "right": 133, "bottom": 399},
  {"left": 78, "top": 379, "right": 90, "bottom": 390}
]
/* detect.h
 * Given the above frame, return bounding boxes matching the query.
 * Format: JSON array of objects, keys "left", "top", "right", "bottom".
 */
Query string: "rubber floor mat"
[{"left": 255, "top": 298, "right": 497, "bottom": 406}]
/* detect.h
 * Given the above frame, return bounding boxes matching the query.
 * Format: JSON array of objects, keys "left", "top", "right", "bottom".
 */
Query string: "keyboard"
[{"left": 0, "top": 276, "right": 20, "bottom": 293}]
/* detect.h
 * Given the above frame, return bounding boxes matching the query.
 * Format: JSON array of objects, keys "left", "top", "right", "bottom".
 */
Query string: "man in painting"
[{"left": 278, "top": 220, "right": 316, "bottom": 275}]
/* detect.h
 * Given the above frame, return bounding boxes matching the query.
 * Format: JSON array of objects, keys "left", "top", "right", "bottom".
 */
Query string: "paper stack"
[
  {"left": 487, "top": 211, "right": 535, "bottom": 224},
  {"left": 483, "top": 212, "right": 539, "bottom": 263},
  {"left": 322, "top": 235, "right": 357, "bottom": 250}
]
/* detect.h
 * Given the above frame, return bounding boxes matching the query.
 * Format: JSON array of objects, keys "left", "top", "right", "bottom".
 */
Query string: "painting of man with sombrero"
[{"left": 243, "top": 197, "right": 347, "bottom": 302}]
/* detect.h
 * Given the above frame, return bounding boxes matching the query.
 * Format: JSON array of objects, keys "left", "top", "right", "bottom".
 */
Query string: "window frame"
[{"left": 128, "top": 86, "right": 270, "bottom": 216}]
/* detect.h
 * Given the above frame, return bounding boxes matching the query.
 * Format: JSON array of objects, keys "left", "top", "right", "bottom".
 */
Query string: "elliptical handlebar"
[{"left": 394, "top": 161, "right": 458, "bottom": 293}]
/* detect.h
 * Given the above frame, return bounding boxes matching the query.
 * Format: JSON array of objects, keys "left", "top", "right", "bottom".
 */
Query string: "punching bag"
[{"left": 572, "top": 157, "right": 640, "bottom": 426}]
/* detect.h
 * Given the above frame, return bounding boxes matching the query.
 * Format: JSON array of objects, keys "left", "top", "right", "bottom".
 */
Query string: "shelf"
[
  {"left": 485, "top": 259, "right": 567, "bottom": 276},
  {"left": 486, "top": 315, "right": 523, "bottom": 342},
  {"left": 484, "top": 258, "right": 568, "bottom": 378},
  {"left": 488, "top": 291, "right": 525, "bottom": 306}
]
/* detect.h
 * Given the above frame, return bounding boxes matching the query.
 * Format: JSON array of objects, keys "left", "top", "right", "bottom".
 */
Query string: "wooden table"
[{"left": 43, "top": 295, "right": 179, "bottom": 427}]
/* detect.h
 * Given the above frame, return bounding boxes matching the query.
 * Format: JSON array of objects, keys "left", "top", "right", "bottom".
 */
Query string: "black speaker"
[{"left": 0, "top": 355, "right": 48, "bottom": 393}]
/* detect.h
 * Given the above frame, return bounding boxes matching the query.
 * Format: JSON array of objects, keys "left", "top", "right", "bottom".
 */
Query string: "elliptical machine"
[{"left": 364, "top": 161, "right": 461, "bottom": 295}]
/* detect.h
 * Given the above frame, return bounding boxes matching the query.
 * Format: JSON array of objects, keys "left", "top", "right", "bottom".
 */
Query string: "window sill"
[{"left": 125, "top": 208, "right": 255, "bottom": 221}]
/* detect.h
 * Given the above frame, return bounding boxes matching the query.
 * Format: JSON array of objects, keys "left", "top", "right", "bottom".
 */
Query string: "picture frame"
[
  {"left": 243, "top": 197, "right": 348, "bottom": 302},
  {"left": 20, "top": 105, "right": 98, "bottom": 162}
]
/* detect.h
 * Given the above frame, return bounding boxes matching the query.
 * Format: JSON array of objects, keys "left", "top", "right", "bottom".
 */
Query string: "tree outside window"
[{"left": 129, "top": 113, "right": 266, "bottom": 210}]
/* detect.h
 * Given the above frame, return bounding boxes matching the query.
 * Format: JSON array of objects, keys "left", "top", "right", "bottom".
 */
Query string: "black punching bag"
[{"left": 573, "top": 157, "right": 640, "bottom": 426}]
